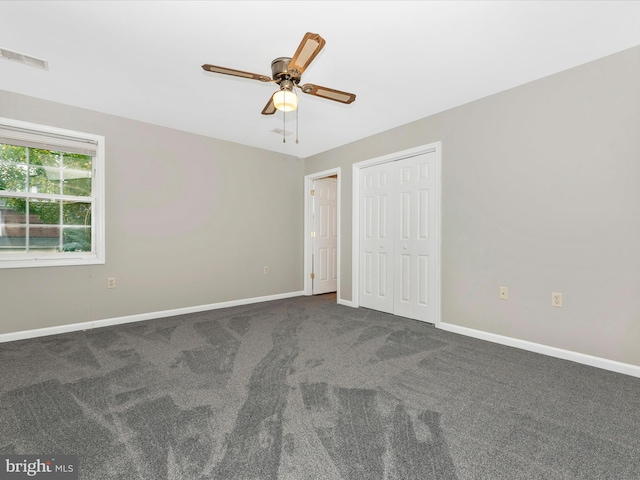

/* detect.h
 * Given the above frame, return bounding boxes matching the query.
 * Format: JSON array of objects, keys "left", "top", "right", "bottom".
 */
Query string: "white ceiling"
[{"left": 2, "top": 1, "right": 640, "bottom": 159}]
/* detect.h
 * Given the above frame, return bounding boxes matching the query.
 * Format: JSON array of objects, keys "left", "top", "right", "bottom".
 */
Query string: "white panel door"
[
  {"left": 393, "top": 152, "right": 436, "bottom": 322},
  {"left": 358, "top": 151, "right": 437, "bottom": 322},
  {"left": 312, "top": 178, "right": 338, "bottom": 294},
  {"left": 359, "top": 163, "right": 394, "bottom": 313}
]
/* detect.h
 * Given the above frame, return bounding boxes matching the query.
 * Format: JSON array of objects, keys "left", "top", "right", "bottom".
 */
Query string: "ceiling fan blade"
[
  {"left": 288, "top": 32, "right": 326, "bottom": 74},
  {"left": 300, "top": 84, "right": 356, "bottom": 104},
  {"left": 261, "top": 95, "right": 276, "bottom": 115},
  {"left": 201, "top": 64, "right": 271, "bottom": 82}
]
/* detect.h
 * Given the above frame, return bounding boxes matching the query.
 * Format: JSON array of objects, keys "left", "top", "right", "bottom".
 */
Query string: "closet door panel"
[{"left": 359, "top": 163, "right": 394, "bottom": 314}]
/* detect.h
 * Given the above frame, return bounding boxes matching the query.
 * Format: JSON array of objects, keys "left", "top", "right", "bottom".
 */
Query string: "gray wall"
[
  {"left": 305, "top": 45, "right": 640, "bottom": 367},
  {"left": 0, "top": 90, "right": 304, "bottom": 334}
]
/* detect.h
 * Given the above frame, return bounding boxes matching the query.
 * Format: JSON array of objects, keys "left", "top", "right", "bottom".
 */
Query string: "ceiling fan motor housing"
[{"left": 271, "top": 57, "right": 301, "bottom": 84}]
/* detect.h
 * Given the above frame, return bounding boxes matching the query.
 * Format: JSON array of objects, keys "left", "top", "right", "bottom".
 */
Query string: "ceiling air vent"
[
  {"left": 271, "top": 128, "right": 293, "bottom": 137},
  {"left": 0, "top": 48, "right": 48, "bottom": 70}
]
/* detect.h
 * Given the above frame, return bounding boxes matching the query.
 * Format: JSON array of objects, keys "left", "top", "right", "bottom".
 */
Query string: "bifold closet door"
[
  {"left": 359, "top": 152, "right": 436, "bottom": 322},
  {"left": 393, "top": 153, "right": 435, "bottom": 321},
  {"left": 359, "top": 162, "right": 394, "bottom": 314}
]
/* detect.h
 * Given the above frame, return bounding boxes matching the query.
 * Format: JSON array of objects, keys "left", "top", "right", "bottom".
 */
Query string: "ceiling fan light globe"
[{"left": 273, "top": 89, "right": 298, "bottom": 112}]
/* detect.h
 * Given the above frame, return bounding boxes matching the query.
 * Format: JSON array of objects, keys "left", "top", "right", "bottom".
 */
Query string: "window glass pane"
[
  {"left": 63, "top": 226, "right": 91, "bottom": 252},
  {"left": 62, "top": 153, "right": 92, "bottom": 197},
  {"left": 0, "top": 197, "right": 27, "bottom": 254},
  {"left": 62, "top": 201, "right": 91, "bottom": 226},
  {"left": 29, "top": 225, "right": 60, "bottom": 252},
  {"left": 0, "top": 161, "right": 28, "bottom": 192},
  {"left": 29, "top": 165, "right": 61, "bottom": 195},
  {"left": 29, "top": 149, "right": 61, "bottom": 195},
  {"left": 63, "top": 201, "right": 91, "bottom": 225},
  {"left": 30, "top": 148, "right": 60, "bottom": 168},
  {"left": 29, "top": 197, "right": 60, "bottom": 224},
  {"left": 0, "top": 144, "right": 27, "bottom": 163},
  {"left": 1, "top": 142, "right": 28, "bottom": 193}
]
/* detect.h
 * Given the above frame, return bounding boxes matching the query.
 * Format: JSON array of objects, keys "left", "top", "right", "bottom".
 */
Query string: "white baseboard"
[
  {"left": 0, "top": 291, "right": 305, "bottom": 344},
  {"left": 438, "top": 322, "right": 640, "bottom": 379}
]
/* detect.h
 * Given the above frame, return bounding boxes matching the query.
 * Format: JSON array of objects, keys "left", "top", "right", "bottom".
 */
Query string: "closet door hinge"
[{"left": 310, "top": 189, "right": 315, "bottom": 196}]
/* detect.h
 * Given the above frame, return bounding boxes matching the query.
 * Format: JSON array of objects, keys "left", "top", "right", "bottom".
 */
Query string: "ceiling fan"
[{"left": 201, "top": 32, "right": 356, "bottom": 115}]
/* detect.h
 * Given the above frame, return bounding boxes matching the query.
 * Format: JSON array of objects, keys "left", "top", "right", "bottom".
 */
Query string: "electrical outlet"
[
  {"left": 499, "top": 286, "right": 509, "bottom": 300},
  {"left": 552, "top": 292, "right": 563, "bottom": 308},
  {"left": 107, "top": 277, "right": 116, "bottom": 289},
  {"left": 264, "top": 266, "right": 269, "bottom": 275}
]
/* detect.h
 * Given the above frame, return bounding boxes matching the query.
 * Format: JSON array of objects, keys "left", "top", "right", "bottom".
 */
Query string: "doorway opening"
[{"left": 304, "top": 168, "right": 341, "bottom": 300}]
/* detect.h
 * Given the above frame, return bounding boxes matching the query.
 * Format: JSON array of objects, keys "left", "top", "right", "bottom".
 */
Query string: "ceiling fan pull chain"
[{"left": 283, "top": 107, "right": 286, "bottom": 143}]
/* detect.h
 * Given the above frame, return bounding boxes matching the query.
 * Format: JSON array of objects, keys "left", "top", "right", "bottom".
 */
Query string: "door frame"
[
  {"left": 352, "top": 142, "right": 442, "bottom": 326},
  {"left": 304, "top": 167, "right": 341, "bottom": 299}
]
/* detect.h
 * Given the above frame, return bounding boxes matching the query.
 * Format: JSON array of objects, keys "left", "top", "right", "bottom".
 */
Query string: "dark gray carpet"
[{"left": 1, "top": 294, "right": 639, "bottom": 479}]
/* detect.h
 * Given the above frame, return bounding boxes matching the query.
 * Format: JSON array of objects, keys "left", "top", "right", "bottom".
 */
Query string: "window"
[{"left": 0, "top": 117, "right": 104, "bottom": 268}]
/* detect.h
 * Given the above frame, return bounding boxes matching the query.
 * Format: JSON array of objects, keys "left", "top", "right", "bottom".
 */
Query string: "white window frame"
[{"left": 0, "top": 117, "right": 105, "bottom": 269}]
